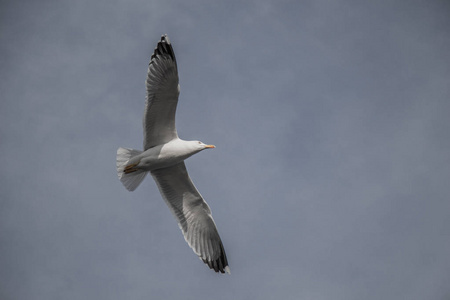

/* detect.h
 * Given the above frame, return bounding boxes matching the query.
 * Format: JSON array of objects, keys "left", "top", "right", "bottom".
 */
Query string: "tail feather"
[{"left": 116, "top": 147, "right": 147, "bottom": 191}]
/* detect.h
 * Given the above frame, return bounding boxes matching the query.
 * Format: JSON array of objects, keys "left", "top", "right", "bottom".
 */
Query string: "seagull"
[{"left": 116, "top": 35, "right": 230, "bottom": 274}]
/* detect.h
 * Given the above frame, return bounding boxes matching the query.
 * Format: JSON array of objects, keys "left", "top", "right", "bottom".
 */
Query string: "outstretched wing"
[
  {"left": 144, "top": 35, "right": 179, "bottom": 150},
  {"left": 151, "top": 163, "right": 230, "bottom": 274}
]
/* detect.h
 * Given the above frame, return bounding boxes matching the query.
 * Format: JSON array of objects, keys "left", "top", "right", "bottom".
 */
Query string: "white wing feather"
[
  {"left": 143, "top": 35, "right": 179, "bottom": 150},
  {"left": 151, "top": 162, "right": 230, "bottom": 273}
]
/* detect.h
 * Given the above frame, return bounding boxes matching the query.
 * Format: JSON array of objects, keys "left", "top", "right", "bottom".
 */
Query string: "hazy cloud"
[{"left": 1, "top": 0, "right": 450, "bottom": 299}]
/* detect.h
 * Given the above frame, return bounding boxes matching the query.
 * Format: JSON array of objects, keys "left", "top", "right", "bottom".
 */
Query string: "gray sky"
[{"left": 1, "top": 0, "right": 450, "bottom": 299}]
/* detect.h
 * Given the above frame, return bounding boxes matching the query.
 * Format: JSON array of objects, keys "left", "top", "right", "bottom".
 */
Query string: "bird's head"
[{"left": 193, "top": 140, "right": 215, "bottom": 151}]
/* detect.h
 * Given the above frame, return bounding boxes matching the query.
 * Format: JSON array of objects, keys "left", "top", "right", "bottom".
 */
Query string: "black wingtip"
[
  {"left": 150, "top": 34, "right": 176, "bottom": 65},
  {"left": 202, "top": 242, "right": 230, "bottom": 274}
]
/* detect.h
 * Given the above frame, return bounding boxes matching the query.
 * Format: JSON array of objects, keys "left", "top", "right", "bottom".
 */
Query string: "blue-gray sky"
[{"left": 1, "top": 0, "right": 450, "bottom": 299}]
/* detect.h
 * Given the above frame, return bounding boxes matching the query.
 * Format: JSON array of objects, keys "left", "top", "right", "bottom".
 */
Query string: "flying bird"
[{"left": 116, "top": 35, "right": 230, "bottom": 274}]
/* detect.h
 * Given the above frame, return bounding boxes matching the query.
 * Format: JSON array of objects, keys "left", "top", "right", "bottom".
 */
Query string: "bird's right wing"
[
  {"left": 151, "top": 162, "right": 230, "bottom": 274},
  {"left": 143, "top": 35, "right": 180, "bottom": 150}
]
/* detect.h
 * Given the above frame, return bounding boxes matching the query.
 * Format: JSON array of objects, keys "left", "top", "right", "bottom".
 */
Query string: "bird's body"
[
  {"left": 121, "top": 139, "right": 212, "bottom": 173},
  {"left": 116, "top": 35, "right": 230, "bottom": 274}
]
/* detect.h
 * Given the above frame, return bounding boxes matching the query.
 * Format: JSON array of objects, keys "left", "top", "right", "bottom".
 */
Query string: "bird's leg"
[{"left": 124, "top": 163, "right": 139, "bottom": 174}]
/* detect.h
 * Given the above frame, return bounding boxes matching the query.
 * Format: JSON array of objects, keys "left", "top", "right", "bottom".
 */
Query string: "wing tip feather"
[
  {"left": 201, "top": 241, "right": 230, "bottom": 274},
  {"left": 150, "top": 34, "right": 176, "bottom": 65},
  {"left": 224, "top": 266, "right": 231, "bottom": 274}
]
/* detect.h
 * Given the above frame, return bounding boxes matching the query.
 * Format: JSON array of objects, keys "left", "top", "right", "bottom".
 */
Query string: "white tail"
[{"left": 116, "top": 147, "right": 147, "bottom": 191}]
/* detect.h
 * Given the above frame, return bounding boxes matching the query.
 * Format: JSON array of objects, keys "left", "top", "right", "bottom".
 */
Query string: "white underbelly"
[{"left": 137, "top": 143, "right": 191, "bottom": 171}]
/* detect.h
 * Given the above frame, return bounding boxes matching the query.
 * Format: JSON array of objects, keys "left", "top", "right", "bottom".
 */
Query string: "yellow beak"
[{"left": 205, "top": 145, "right": 216, "bottom": 149}]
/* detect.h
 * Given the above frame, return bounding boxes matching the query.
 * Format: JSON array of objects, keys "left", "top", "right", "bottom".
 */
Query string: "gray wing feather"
[
  {"left": 144, "top": 35, "right": 180, "bottom": 150},
  {"left": 151, "top": 163, "right": 229, "bottom": 273}
]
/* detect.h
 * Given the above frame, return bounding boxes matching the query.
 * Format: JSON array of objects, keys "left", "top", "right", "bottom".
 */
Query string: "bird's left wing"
[
  {"left": 144, "top": 35, "right": 179, "bottom": 150},
  {"left": 151, "top": 163, "right": 230, "bottom": 274}
]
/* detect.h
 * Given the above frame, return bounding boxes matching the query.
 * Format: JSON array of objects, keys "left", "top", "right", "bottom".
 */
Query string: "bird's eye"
[{"left": 198, "top": 141, "right": 202, "bottom": 144}]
